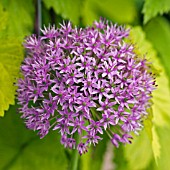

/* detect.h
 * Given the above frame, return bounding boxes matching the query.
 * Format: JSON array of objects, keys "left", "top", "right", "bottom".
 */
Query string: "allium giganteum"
[{"left": 17, "top": 19, "right": 156, "bottom": 155}]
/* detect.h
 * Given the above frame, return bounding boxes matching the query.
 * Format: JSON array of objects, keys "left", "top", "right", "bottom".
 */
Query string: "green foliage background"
[{"left": 0, "top": 0, "right": 170, "bottom": 170}]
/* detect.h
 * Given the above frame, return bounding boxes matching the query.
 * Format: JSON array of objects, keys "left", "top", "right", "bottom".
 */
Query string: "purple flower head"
[{"left": 17, "top": 18, "right": 156, "bottom": 155}]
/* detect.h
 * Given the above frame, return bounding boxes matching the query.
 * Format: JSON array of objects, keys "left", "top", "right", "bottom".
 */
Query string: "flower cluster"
[{"left": 17, "top": 18, "right": 156, "bottom": 155}]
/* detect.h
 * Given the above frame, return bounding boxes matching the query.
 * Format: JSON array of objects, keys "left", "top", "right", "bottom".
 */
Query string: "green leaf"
[
  {"left": 128, "top": 26, "right": 160, "bottom": 69},
  {"left": 82, "top": 0, "right": 138, "bottom": 25},
  {"left": 144, "top": 16, "right": 170, "bottom": 82},
  {"left": 154, "top": 126, "right": 170, "bottom": 170},
  {"left": 124, "top": 129, "right": 153, "bottom": 170},
  {"left": 125, "top": 26, "right": 170, "bottom": 169},
  {"left": 144, "top": 126, "right": 170, "bottom": 170},
  {"left": 129, "top": 26, "right": 164, "bottom": 160},
  {"left": 0, "top": 3, "right": 8, "bottom": 32},
  {"left": 0, "top": 39, "right": 23, "bottom": 116},
  {"left": 152, "top": 127, "right": 160, "bottom": 165},
  {"left": 142, "top": 0, "right": 170, "bottom": 24},
  {"left": 81, "top": 0, "right": 98, "bottom": 25},
  {"left": 129, "top": 26, "right": 170, "bottom": 127},
  {"left": 152, "top": 70, "right": 170, "bottom": 127},
  {"left": 43, "top": 0, "right": 82, "bottom": 24},
  {"left": 0, "top": 104, "right": 68, "bottom": 170},
  {"left": 143, "top": 108, "right": 153, "bottom": 141},
  {"left": 144, "top": 109, "right": 160, "bottom": 164},
  {"left": 0, "top": 39, "right": 23, "bottom": 79},
  {"left": 0, "top": 0, "right": 35, "bottom": 40}
]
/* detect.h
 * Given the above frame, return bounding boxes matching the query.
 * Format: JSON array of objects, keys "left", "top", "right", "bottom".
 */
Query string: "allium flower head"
[{"left": 17, "top": 18, "right": 156, "bottom": 155}]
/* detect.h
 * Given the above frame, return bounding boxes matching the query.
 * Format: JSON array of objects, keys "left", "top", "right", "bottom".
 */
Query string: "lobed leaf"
[
  {"left": 130, "top": 26, "right": 170, "bottom": 128},
  {"left": 122, "top": 26, "right": 166, "bottom": 168},
  {"left": 0, "top": 63, "right": 15, "bottom": 116},
  {"left": 142, "top": 0, "right": 170, "bottom": 24},
  {"left": 0, "top": 1, "right": 34, "bottom": 116},
  {"left": 0, "top": 39, "right": 23, "bottom": 116},
  {"left": 144, "top": 16, "right": 170, "bottom": 83},
  {"left": 43, "top": 0, "right": 82, "bottom": 24},
  {"left": 119, "top": 25, "right": 170, "bottom": 170}
]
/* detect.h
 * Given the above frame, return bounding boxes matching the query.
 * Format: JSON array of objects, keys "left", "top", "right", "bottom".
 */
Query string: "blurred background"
[{"left": 0, "top": 0, "right": 170, "bottom": 170}]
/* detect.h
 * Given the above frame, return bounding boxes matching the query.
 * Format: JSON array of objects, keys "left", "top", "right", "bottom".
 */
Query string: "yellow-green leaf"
[
  {"left": 0, "top": 39, "right": 23, "bottom": 116},
  {"left": 129, "top": 26, "right": 170, "bottom": 127},
  {"left": 154, "top": 126, "right": 170, "bottom": 170},
  {"left": 152, "top": 127, "right": 160, "bottom": 164},
  {"left": 126, "top": 26, "right": 166, "bottom": 165},
  {"left": 0, "top": 63, "right": 14, "bottom": 116},
  {"left": 0, "top": 1, "right": 34, "bottom": 116},
  {"left": 124, "top": 129, "right": 153, "bottom": 170}
]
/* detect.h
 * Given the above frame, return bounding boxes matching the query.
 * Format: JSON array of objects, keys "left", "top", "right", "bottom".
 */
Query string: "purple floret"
[{"left": 17, "top": 18, "right": 156, "bottom": 155}]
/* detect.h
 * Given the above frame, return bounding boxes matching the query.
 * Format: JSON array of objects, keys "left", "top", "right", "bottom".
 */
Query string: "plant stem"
[
  {"left": 70, "top": 148, "right": 79, "bottom": 170},
  {"left": 69, "top": 134, "right": 79, "bottom": 170}
]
